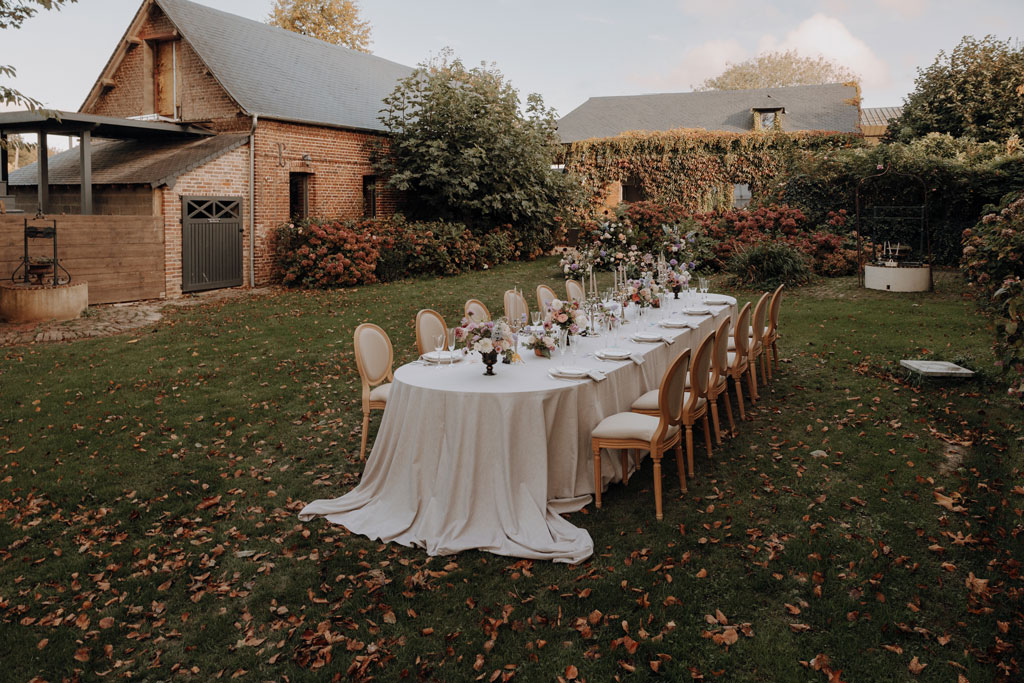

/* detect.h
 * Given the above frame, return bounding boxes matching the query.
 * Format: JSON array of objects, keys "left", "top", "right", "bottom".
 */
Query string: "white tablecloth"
[{"left": 300, "top": 294, "right": 737, "bottom": 563}]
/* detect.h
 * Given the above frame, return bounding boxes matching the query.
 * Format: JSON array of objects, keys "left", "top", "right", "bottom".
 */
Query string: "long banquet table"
[{"left": 299, "top": 294, "right": 737, "bottom": 563}]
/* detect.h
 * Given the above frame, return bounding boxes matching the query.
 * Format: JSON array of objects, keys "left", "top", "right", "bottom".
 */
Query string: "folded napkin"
[
  {"left": 587, "top": 369, "right": 607, "bottom": 382},
  {"left": 630, "top": 353, "right": 645, "bottom": 365}
]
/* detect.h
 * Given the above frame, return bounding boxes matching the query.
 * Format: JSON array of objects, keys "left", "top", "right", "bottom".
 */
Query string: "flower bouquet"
[
  {"left": 455, "top": 319, "right": 515, "bottom": 374},
  {"left": 627, "top": 280, "right": 662, "bottom": 308},
  {"left": 543, "top": 298, "right": 586, "bottom": 335},
  {"left": 524, "top": 332, "right": 557, "bottom": 358},
  {"left": 666, "top": 266, "right": 692, "bottom": 297}
]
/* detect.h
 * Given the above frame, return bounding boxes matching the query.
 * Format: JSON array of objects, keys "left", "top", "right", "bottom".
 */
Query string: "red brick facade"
[
  {"left": 251, "top": 120, "right": 399, "bottom": 284},
  {"left": 79, "top": 1, "right": 400, "bottom": 296},
  {"left": 160, "top": 144, "right": 250, "bottom": 298}
]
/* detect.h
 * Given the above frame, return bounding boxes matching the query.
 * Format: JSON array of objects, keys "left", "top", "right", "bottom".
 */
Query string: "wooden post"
[
  {"left": 80, "top": 130, "right": 93, "bottom": 215},
  {"left": 37, "top": 129, "right": 49, "bottom": 214},
  {"left": 1, "top": 131, "right": 8, "bottom": 186}
]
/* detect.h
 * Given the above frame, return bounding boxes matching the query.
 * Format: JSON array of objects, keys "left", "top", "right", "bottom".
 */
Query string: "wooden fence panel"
[{"left": 0, "top": 215, "right": 164, "bottom": 305}]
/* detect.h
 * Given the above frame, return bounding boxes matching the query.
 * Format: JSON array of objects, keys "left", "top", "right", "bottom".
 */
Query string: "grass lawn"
[{"left": 1, "top": 258, "right": 1021, "bottom": 681}]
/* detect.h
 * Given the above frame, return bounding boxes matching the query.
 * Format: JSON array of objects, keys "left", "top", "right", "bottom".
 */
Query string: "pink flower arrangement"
[{"left": 543, "top": 299, "right": 586, "bottom": 335}]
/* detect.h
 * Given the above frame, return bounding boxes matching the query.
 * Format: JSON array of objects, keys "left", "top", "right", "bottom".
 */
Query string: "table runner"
[{"left": 300, "top": 296, "right": 737, "bottom": 562}]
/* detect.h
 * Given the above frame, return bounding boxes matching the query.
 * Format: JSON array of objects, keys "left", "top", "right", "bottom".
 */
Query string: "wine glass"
[
  {"left": 446, "top": 328, "right": 457, "bottom": 369},
  {"left": 699, "top": 277, "right": 709, "bottom": 301},
  {"left": 434, "top": 332, "right": 445, "bottom": 370},
  {"left": 531, "top": 311, "right": 542, "bottom": 328},
  {"left": 557, "top": 328, "right": 569, "bottom": 364}
]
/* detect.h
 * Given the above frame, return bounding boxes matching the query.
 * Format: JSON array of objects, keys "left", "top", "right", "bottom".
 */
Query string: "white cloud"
[
  {"left": 637, "top": 39, "right": 747, "bottom": 90},
  {"left": 761, "top": 14, "right": 890, "bottom": 89},
  {"left": 875, "top": 0, "right": 927, "bottom": 19}
]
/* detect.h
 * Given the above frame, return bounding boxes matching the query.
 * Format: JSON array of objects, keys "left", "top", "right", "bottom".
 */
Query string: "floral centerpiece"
[
  {"left": 524, "top": 332, "right": 557, "bottom": 358},
  {"left": 666, "top": 266, "right": 692, "bottom": 297},
  {"left": 558, "top": 246, "right": 595, "bottom": 279},
  {"left": 455, "top": 319, "right": 515, "bottom": 375},
  {"left": 627, "top": 280, "right": 662, "bottom": 308},
  {"left": 544, "top": 298, "right": 586, "bottom": 335}
]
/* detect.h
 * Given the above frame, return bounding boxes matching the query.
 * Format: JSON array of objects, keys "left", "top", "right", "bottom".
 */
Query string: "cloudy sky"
[{"left": 4, "top": 0, "right": 1023, "bottom": 120}]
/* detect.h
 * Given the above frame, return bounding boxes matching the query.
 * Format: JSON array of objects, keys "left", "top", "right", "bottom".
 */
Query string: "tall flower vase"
[{"left": 480, "top": 350, "right": 499, "bottom": 375}]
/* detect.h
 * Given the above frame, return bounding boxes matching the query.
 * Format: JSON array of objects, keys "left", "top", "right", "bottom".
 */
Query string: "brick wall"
[
  {"left": 160, "top": 144, "right": 250, "bottom": 298},
  {"left": 86, "top": 4, "right": 240, "bottom": 123},
  {"left": 251, "top": 119, "right": 400, "bottom": 285},
  {"left": 10, "top": 185, "right": 153, "bottom": 216}
]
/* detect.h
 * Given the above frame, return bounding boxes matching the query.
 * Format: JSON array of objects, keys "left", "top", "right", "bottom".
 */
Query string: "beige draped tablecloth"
[{"left": 300, "top": 295, "right": 737, "bottom": 563}]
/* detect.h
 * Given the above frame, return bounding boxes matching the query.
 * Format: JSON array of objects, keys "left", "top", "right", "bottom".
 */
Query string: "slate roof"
[
  {"left": 861, "top": 106, "right": 903, "bottom": 127},
  {"left": 94, "top": 0, "right": 415, "bottom": 133},
  {"left": 556, "top": 83, "right": 860, "bottom": 143},
  {"left": 8, "top": 134, "right": 249, "bottom": 188}
]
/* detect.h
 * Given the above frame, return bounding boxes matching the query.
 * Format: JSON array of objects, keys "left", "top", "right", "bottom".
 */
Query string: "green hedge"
[
  {"left": 962, "top": 191, "right": 1024, "bottom": 400},
  {"left": 763, "top": 134, "right": 1024, "bottom": 265}
]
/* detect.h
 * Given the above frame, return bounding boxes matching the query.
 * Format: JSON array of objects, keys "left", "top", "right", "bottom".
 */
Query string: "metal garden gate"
[{"left": 182, "top": 196, "right": 243, "bottom": 293}]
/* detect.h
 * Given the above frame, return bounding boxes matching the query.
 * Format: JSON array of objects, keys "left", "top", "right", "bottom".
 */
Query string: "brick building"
[{"left": 6, "top": 0, "right": 412, "bottom": 298}]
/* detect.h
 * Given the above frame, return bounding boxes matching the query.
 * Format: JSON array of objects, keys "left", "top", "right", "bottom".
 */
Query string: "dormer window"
[
  {"left": 753, "top": 107, "right": 783, "bottom": 131},
  {"left": 751, "top": 94, "right": 785, "bottom": 132}
]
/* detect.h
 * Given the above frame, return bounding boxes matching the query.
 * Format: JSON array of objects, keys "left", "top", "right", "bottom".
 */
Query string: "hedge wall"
[
  {"left": 561, "top": 129, "right": 862, "bottom": 212},
  {"left": 763, "top": 134, "right": 1024, "bottom": 264}
]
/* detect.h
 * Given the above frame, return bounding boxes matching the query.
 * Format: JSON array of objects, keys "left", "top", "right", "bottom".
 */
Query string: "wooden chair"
[
  {"left": 503, "top": 289, "right": 529, "bottom": 324},
  {"left": 726, "top": 302, "right": 752, "bottom": 421},
  {"left": 537, "top": 284, "right": 557, "bottom": 314},
  {"left": 764, "top": 284, "right": 784, "bottom": 378},
  {"left": 707, "top": 315, "right": 737, "bottom": 443},
  {"left": 566, "top": 279, "right": 585, "bottom": 304},
  {"left": 464, "top": 299, "right": 491, "bottom": 322},
  {"left": 353, "top": 323, "right": 394, "bottom": 460},
  {"left": 632, "top": 334, "right": 715, "bottom": 479},
  {"left": 414, "top": 309, "right": 447, "bottom": 357},
  {"left": 592, "top": 348, "right": 690, "bottom": 520},
  {"left": 749, "top": 292, "right": 769, "bottom": 389}
]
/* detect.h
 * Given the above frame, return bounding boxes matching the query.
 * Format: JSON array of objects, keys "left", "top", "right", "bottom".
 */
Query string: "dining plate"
[
  {"left": 553, "top": 366, "right": 590, "bottom": 378},
  {"left": 631, "top": 332, "right": 664, "bottom": 342},
  {"left": 682, "top": 307, "right": 711, "bottom": 315},
  {"left": 705, "top": 298, "right": 731, "bottom": 306},
  {"left": 658, "top": 319, "right": 692, "bottom": 329},
  {"left": 595, "top": 348, "right": 632, "bottom": 360},
  {"left": 422, "top": 350, "right": 463, "bottom": 363}
]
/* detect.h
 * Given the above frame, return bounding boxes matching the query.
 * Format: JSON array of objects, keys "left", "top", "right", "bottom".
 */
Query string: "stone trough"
[{"left": 0, "top": 281, "right": 88, "bottom": 323}]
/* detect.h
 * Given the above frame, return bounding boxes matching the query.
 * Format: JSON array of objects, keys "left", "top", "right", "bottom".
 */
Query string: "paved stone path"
[{"left": 0, "top": 288, "right": 273, "bottom": 347}]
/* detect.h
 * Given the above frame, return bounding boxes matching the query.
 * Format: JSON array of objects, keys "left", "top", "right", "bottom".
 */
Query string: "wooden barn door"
[{"left": 182, "top": 197, "right": 243, "bottom": 293}]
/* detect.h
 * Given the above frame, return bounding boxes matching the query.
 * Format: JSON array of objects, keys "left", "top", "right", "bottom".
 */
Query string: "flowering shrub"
[
  {"left": 270, "top": 220, "right": 380, "bottom": 287},
  {"left": 271, "top": 216, "right": 520, "bottom": 288},
  {"left": 962, "top": 192, "right": 1024, "bottom": 400}
]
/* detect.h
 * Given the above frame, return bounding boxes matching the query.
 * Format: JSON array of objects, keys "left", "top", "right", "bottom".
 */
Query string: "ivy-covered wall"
[{"left": 562, "top": 129, "right": 863, "bottom": 212}]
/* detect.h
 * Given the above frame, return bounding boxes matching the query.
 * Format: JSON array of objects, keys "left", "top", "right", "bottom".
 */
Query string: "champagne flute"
[
  {"left": 434, "top": 332, "right": 445, "bottom": 370},
  {"left": 446, "top": 328, "right": 457, "bottom": 369}
]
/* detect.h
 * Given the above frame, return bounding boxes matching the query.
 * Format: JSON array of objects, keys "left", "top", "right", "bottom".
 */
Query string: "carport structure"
[{"left": 0, "top": 110, "right": 210, "bottom": 215}]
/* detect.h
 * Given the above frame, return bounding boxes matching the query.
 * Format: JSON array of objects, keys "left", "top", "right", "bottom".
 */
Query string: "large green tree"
[
  {"left": 698, "top": 50, "right": 857, "bottom": 91},
  {"left": 377, "top": 51, "right": 580, "bottom": 234},
  {"left": 267, "top": 0, "right": 371, "bottom": 52},
  {"left": 1, "top": 0, "right": 76, "bottom": 112},
  {"left": 889, "top": 35, "right": 1024, "bottom": 143}
]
